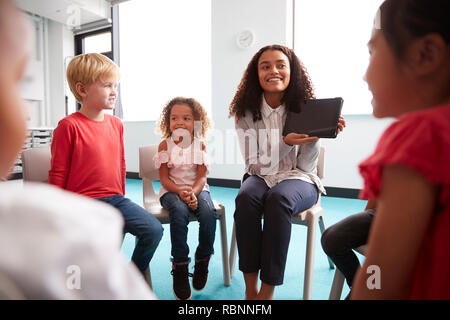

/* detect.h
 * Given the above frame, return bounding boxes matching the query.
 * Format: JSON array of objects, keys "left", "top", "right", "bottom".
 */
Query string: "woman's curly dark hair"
[
  {"left": 229, "top": 44, "right": 315, "bottom": 121},
  {"left": 156, "top": 96, "right": 212, "bottom": 139}
]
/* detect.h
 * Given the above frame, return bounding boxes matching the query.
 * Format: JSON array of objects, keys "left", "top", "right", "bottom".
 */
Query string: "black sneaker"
[
  {"left": 171, "top": 263, "right": 192, "bottom": 300},
  {"left": 192, "top": 257, "right": 210, "bottom": 291}
]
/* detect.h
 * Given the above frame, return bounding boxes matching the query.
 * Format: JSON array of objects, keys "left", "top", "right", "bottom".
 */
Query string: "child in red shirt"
[
  {"left": 49, "top": 53, "right": 163, "bottom": 277},
  {"left": 352, "top": 0, "right": 450, "bottom": 299}
]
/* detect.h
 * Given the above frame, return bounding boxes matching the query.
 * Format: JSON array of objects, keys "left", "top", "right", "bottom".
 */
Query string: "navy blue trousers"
[{"left": 234, "top": 175, "right": 318, "bottom": 286}]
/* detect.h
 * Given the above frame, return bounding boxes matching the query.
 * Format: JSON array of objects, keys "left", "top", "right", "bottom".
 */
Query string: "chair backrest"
[
  {"left": 139, "top": 145, "right": 161, "bottom": 209},
  {"left": 317, "top": 146, "right": 325, "bottom": 180},
  {"left": 139, "top": 144, "right": 160, "bottom": 182},
  {"left": 21, "top": 146, "right": 51, "bottom": 183}
]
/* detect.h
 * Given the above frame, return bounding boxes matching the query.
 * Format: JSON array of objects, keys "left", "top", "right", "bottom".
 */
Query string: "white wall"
[
  {"left": 208, "top": 0, "right": 291, "bottom": 180},
  {"left": 48, "top": 19, "right": 74, "bottom": 127},
  {"left": 320, "top": 115, "right": 392, "bottom": 189},
  {"left": 123, "top": 121, "right": 160, "bottom": 173}
]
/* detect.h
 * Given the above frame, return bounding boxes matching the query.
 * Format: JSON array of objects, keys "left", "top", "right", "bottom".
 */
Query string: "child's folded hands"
[{"left": 179, "top": 188, "right": 198, "bottom": 210}]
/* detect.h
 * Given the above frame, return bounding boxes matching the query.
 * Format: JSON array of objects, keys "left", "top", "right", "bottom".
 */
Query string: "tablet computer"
[{"left": 282, "top": 97, "right": 344, "bottom": 138}]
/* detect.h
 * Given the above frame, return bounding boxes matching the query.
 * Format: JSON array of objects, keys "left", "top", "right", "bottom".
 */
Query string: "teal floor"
[{"left": 121, "top": 179, "right": 366, "bottom": 300}]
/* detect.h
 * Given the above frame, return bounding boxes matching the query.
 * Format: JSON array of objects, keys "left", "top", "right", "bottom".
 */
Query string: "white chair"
[
  {"left": 21, "top": 146, "right": 51, "bottom": 183},
  {"left": 329, "top": 245, "right": 366, "bottom": 300},
  {"left": 21, "top": 146, "right": 153, "bottom": 287},
  {"left": 139, "top": 144, "right": 231, "bottom": 288},
  {"left": 228, "top": 146, "right": 334, "bottom": 300}
]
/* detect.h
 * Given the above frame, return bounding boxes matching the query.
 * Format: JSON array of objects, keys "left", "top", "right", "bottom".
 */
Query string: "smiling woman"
[
  {"left": 257, "top": 50, "right": 291, "bottom": 107},
  {"left": 229, "top": 44, "right": 315, "bottom": 122},
  {"left": 228, "top": 44, "right": 344, "bottom": 300}
]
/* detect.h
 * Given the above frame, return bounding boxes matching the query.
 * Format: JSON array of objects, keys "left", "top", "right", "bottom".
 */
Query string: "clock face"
[{"left": 236, "top": 30, "right": 254, "bottom": 49}]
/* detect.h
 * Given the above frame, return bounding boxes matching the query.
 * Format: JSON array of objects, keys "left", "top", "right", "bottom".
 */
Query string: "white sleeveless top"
[{"left": 154, "top": 137, "right": 210, "bottom": 198}]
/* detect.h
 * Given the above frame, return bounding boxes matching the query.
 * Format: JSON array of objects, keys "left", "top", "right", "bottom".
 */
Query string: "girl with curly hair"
[
  {"left": 154, "top": 97, "right": 215, "bottom": 300},
  {"left": 229, "top": 45, "right": 345, "bottom": 299}
]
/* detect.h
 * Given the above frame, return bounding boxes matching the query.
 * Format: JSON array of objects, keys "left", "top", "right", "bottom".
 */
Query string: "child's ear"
[
  {"left": 75, "top": 82, "right": 87, "bottom": 98},
  {"left": 407, "top": 33, "right": 447, "bottom": 76}
]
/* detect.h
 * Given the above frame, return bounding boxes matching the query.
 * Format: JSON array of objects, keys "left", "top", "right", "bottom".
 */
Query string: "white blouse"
[{"left": 257, "top": 96, "right": 319, "bottom": 190}]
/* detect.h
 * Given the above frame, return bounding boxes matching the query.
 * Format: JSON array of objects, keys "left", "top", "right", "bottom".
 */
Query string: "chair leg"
[
  {"left": 219, "top": 212, "right": 231, "bottom": 286},
  {"left": 229, "top": 222, "right": 237, "bottom": 279},
  {"left": 303, "top": 217, "right": 317, "bottom": 300},
  {"left": 318, "top": 215, "right": 335, "bottom": 269},
  {"left": 329, "top": 268, "right": 345, "bottom": 300}
]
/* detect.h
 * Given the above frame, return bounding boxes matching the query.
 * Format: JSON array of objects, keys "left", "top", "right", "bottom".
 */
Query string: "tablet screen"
[{"left": 282, "top": 98, "right": 343, "bottom": 138}]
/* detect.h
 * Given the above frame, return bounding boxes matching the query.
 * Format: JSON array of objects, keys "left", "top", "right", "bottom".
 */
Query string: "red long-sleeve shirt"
[{"left": 49, "top": 112, "right": 126, "bottom": 199}]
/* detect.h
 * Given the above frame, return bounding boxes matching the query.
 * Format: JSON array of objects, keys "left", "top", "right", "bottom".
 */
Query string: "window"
[
  {"left": 118, "top": 0, "right": 211, "bottom": 121},
  {"left": 75, "top": 28, "right": 113, "bottom": 58},
  {"left": 84, "top": 31, "right": 112, "bottom": 55},
  {"left": 294, "top": 0, "right": 384, "bottom": 114}
]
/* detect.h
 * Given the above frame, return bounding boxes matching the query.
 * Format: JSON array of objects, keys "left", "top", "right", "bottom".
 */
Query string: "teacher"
[{"left": 229, "top": 44, "right": 345, "bottom": 300}]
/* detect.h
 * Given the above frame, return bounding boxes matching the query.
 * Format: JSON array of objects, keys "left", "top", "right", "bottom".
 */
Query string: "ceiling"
[{"left": 14, "top": 0, "right": 116, "bottom": 27}]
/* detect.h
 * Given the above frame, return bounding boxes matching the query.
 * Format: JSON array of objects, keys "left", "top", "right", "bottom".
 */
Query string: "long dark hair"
[
  {"left": 229, "top": 44, "right": 315, "bottom": 122},
  {"left": 380, "top": 0, "right": 450, "bottom": 59}
]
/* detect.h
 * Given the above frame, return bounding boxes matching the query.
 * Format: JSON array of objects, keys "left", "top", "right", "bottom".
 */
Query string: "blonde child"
[
  {"left": 352, "top": 0, "right": 450, "bottom": 299},
  {"left": 154, "top": 97, "right": 216, "bottom": 300},
  {"left": 49, "top": 53, "right": 163, "bottom": 278}
]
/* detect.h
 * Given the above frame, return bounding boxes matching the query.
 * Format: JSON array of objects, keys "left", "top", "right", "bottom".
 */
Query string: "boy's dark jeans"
[{"left": 96, "top": 194, "right": 164, "bottom": 275}]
